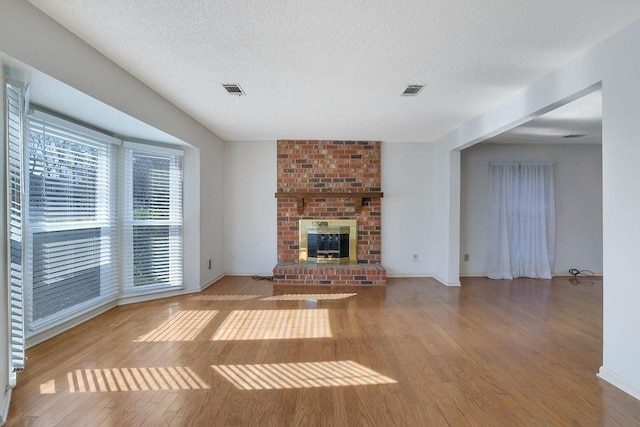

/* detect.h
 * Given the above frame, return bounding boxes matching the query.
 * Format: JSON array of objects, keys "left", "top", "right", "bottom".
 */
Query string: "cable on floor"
[
  {"left": 569, "top": 268, "right": 595, "bottom": 277},
  {"left": 568, "top": 268, "right": 596, "bottom": 286}
]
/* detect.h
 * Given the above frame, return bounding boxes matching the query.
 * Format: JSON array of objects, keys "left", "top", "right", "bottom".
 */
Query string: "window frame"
[
  {"left": 25, "top": 109, "right": 120, "bottom": 333},
  {"left": 121, "top": 141, "right": 184, "bottom": 294}
]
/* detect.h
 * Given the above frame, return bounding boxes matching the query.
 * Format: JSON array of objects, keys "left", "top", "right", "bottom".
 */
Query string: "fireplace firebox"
[{"left": 299, "top": 219, "right": 357, "bottom": 264}]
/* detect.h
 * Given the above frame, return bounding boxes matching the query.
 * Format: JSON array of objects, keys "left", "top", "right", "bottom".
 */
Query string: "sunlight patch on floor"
[
  {"left": 211, "top": 309, "right": 331, "bottom": 340},
  {"left": 135, "top": 310, "right": 218, "bottom": 342},
  {"left": 191, "top": 295, "right": 261, "bottom": 301},
  {"left": 212, "top": 360, "right": 397, "bottom": 390},
  {"left": 40, "top": 379, "right": 56, "bottom": 394},
  {"left": 61, "top": 367, "right": 209, "bottom": 393},
  {"left": 261, "top": 293, "right": 357, "bottom": 301}
]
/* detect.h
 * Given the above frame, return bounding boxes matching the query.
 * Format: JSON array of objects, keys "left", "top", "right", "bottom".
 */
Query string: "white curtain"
[{"left": 486, "top": 162, "right": 556, "bottom": 279}]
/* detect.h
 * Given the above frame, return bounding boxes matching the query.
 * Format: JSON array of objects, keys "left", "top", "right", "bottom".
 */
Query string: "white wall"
[
  {"left": 381, "top": 142, "right": 433, "bottom": 276},
  {"left": 460, "top": 143, "right": 603, "bottom": 276},
  {"left": 431, "top": 144, "right": 461, "bottom": 285},
  {"left": 224, "top": 141, "right": 277, "bottom": 275},
  {"left": 600, "top": 24, "right": 640, "bottom": 399},
  {"left": 432, "top": 19, "right": 640, "bottom": 399},
  {"left": 181, "top": 146, "right": 201, "bottom": 291},
  {"left": 199, "top": 140, "right": 226, "bottom": 286}
]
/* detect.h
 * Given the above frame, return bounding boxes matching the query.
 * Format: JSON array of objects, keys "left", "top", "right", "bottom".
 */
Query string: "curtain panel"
[{"left": 485, "top": 162, "right": 556, "bottom": 279}]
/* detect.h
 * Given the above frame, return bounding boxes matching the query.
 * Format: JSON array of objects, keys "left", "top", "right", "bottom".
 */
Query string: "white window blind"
[
  {"left": 122, "top": 142, "right": 183, "bottom": 291},
  {"left": 26, "top": 111, "right": 119, "bottom": 331},
  {"left": 5, "top": 78, "right": 26, "bottom": 385}
]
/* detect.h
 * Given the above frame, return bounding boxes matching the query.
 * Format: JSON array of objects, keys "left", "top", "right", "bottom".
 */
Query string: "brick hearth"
[
  {"left": 273, "top": 264, "right": 386, "bottom": 286},
  {"left": 273, "top": 140, "right": 386, "bottom": 286}
]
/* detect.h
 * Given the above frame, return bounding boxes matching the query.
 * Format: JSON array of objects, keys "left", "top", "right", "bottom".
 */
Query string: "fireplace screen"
[{"left": 299, "top": 219, "right": 357, "bottom": 264}]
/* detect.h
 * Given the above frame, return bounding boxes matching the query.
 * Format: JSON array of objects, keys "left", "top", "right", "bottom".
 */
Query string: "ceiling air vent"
[
  {"left": 562, "top": 134, "right": 586, "bottom": 139},
  {"left": 222, "top": 83, "right": 245, "bottom": 96},
  {"left": 401, "top": 84, "right": 424, "bottom": 96}
]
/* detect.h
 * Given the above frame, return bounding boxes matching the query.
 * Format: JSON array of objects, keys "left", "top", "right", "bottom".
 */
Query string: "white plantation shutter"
[
  {"left": 122, "top": 142, "right": 183, "bottom": 291},
  {"left": 5, "top": 78, "right": 27, "bottom": 385},
  {"left": 26, "top": 110, "right": 119, "bottom": 330}
]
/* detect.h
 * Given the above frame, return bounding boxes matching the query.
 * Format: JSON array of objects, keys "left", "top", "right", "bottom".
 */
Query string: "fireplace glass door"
[{"left": 299, "top": 220, "right": 357, "bottom": 264}]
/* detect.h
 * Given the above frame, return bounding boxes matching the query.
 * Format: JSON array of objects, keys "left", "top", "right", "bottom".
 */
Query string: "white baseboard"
[
  {"left": 224, "top": 272, "right": 274, "bottom": 277},
  {"left": 459, "top": 273, "right": 604, "bottom": 278},
  {"left": 386, "top": 273, "right": 433, "bottom": 278},
  {"left": 117, "top": 287, "right": 188, "bottom": 306},
  {"left": 554, "top": 272, "right": 603, "bottom": 277},
  {"left": 433, "top": 273, "right": 461, "bottom": 287},
  {"left": 598, "top": 366, "right": 640, "bottom": 400},
  {"left": 200, "top": 273, "right": 226, "bottom": 291}
]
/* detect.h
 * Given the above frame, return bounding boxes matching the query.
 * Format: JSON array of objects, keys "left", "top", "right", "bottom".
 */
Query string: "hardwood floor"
[{"left": 6, "top": 276, "right": 640, "bottom": 426}]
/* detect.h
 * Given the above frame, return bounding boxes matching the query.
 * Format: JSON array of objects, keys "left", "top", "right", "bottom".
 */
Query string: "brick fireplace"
[{"left": 273, "top": 140, "right": 386, "bottom": 286}]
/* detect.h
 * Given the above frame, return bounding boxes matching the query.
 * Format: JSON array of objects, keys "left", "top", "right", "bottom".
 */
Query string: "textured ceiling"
[
  {"left": 26, "top": 0, "right": 640, "bottom": 142},
  {"left": 486, "top": 89, "right": 602, "bottom": 145}
]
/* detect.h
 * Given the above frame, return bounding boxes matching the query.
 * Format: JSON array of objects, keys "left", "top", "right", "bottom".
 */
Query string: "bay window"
[{"left": 24, "top": 109, "right": 184, "bottom": 336}]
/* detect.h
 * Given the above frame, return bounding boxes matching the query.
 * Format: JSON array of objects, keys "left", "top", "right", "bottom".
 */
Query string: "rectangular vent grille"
[
  {"left": 222, "top": 84, "right": 245, "bottom": 96},
  {"left": 401, "top": 84, "right": 424, "bottom": 96}
]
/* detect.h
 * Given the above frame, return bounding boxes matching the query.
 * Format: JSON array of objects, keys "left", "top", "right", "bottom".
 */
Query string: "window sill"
[{"left": 119, "top": 285, "right": 185, "bottom": 305}]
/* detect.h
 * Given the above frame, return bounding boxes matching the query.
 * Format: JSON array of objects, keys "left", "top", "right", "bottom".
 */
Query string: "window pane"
[
  {"left": 133, "top": 224, "right": 176, "bottom": 286},
  {"left": 124, "top": 146, "right": 183, "bottom": 291},
  {"left": 27, "top": 112, "right": 118, "bottom": 332},
  {"left": 29, "top": 132, "right": 100, "bottom": 222},
  {"left": 133, "top": 154, "right": 171, "bottom": 219},
  {"left": 31, "top": 228, "right": 103, "bottom": 321}
]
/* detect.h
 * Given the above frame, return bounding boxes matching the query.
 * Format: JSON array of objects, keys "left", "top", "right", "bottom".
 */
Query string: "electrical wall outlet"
[
  {"left": 464, "top": 254, "right": 469, "bottom": 262},
  {"left": 412, "top": 254, "right": 419, "bottom": 263}
]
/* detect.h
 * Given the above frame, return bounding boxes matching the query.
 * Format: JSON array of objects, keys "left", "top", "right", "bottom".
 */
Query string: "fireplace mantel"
[{"left": 275, "top": 191, "right": 383, "bottom": 214}]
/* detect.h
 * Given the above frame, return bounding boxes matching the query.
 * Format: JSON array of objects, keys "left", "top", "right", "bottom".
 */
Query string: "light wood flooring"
[{"left": 6, "top": 276, "right": 640, "bottom": 426}]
